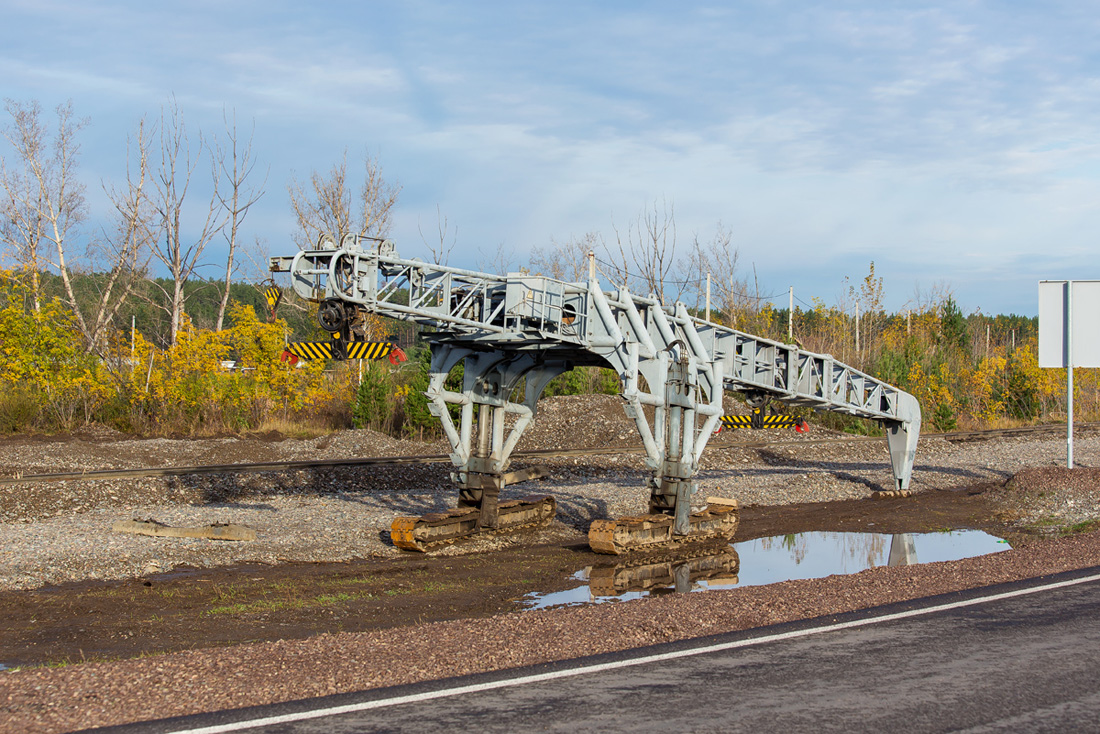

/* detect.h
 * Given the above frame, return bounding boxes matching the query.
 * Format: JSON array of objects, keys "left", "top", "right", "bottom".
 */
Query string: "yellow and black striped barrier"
[
  {"left": 285, "top": 341, "right": 336, "bottom": 361},
  {"left": 719, "top": 410, "right": 808, "bottom": 432},
  {"left": 345, "top": 341, "right": 395, "bottom": 360},
  {"left": 281, "top": 340, "right": 406, "bottom": 365}
]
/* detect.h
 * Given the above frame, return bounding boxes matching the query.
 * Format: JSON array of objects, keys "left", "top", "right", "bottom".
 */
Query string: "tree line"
[{"left": 0, "top": 97, "right": 1082, "bottom": 438}]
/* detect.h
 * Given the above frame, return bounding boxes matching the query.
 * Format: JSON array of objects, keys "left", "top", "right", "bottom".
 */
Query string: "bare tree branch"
[
  {"left": 148, "top": 98, "right": 227, "bottom": 345},
  {"left": 288, "top": 150, "right": 400, "bottom": 250},
  {"left": 211, "top": 109, "right": 266, "bottom": 331},
  {"left": 478, "top": 241, "right": 518, "bottom": 275},
  {"left": 604, "top": 198, "right": 687, "bottom": 304},
  {"left": 418, "top": 204, "right": 456, "bottom": 265},
  {"left": 688, "top": 222, "right": 743, "bottom": 319},
  {"left": 529, "top": 232, "right": 599, "bottom": 282},
  {"left": 0, "top": 99, "right": 87, "bottom": 319},
  {"left": 89, "top": 117, "right": 154, "bottom": 352}
]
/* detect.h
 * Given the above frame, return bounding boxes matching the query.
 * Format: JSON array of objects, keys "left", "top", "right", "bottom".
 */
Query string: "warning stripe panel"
[
  {"left": 346, "top": 341, "right": 393, "bottom": 360},
  {"left": 286, "top": 341, "right": 395, "bottom": 361},
  {"left": 719, "top": 414, "right": 800, "bottom": 429},
  {"left": 287, "top": 342, "right": 333, "bottom": 360},
  {"left": 264, "top": 286, "right": 282, "bottom": 308}
]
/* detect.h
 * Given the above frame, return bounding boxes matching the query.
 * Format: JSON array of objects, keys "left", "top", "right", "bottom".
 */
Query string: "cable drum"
[{"left": 330, "top": 251, "right": 358, "bottom": 299}]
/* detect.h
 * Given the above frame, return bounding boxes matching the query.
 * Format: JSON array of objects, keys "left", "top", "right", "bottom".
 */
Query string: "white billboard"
[{"left": 1038, "top": 280, "right": 1100, "bottom": 368}]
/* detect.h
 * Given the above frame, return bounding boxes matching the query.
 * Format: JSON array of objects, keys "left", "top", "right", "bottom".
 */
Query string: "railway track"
[{"left": 0, "top": 422, "right": 1088, "bottom": 488}]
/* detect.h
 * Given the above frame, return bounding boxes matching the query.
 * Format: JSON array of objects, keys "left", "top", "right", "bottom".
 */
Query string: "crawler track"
[
  {"left": 0, "top": 422, "right": 1089, "bottom": 486},
  {"left": 390, "top": 496, "right": 557, "bottom": 552},
  {"left": 589, "top": 499, "right": 740, "bottom": 555}
]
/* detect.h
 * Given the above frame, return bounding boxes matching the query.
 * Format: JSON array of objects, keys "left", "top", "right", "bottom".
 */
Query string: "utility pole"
[
  {"left": 855, "top": 302, "right": 860, "bottom": 359},
  {"left": 706, "top": 271, "right": 712, "bottom": 322},
  {"left": 788, "top": 286, "right": 793, "bottom": 342}
]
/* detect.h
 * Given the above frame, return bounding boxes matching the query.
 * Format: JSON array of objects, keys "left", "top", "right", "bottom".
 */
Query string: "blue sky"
[{"left": 3, "top": 0, "right": 1100, "bottom": 316}]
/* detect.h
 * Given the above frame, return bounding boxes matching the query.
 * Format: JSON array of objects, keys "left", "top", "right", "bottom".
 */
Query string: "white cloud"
[{"left": 6, "top": 0, "right": 1100, "bottom": 315}]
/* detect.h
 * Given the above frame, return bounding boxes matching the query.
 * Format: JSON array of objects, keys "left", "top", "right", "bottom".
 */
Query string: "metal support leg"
[
  {"left": 642, "top": 356, "right": 701, "bottom": 535},
  {"left": 674, "top": 481, "right": 696, "bottom": 536},
  {"left": 478, "top": 484, "right": 500, "bottom": 530},
  {"left": 885, "top": 393, "right": 922, "bottom": 491},
  {"left": 428, "top": 345, "right": 570, "bottom": 529}
]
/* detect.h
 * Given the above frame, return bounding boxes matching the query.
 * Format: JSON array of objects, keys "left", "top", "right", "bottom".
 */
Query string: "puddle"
[{"left": 520, "top": 530, "right": 1009, "bottom": 609}]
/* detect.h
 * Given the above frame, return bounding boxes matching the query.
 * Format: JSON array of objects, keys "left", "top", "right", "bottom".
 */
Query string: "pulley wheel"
[{"left": 317, "top": 298, "right": 347, "bottom": 333}]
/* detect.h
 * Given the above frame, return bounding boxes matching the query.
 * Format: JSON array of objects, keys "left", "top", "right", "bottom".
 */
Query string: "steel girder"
[{"left": 273, "top": 235, "right": 921, "bottom": 528}]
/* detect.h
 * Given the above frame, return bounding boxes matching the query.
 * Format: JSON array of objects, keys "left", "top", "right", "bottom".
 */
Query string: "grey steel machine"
[{"left": 271, "top": 234, "right": 921, "bottom": 553}]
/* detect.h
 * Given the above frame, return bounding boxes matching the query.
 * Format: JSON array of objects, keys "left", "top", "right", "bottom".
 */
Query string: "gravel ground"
[
  {"left": 0, "top": 399, "right": 1095, "bottom": 592},
  {"left": 1, "top": 397, "right": 1099, "bottom": 732}
]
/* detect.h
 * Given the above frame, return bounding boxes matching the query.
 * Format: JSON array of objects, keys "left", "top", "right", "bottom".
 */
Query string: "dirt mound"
[
  {"left": 995, "top": 467, "right": 1100, "bottom": 531},
  {"left": 516, "top": 395, "right": 637, "bottom": 451}
]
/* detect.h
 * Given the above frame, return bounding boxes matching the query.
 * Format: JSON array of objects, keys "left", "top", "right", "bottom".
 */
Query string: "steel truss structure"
[{"left": 272, "top": 234, "right": 921, "bottom": 535}]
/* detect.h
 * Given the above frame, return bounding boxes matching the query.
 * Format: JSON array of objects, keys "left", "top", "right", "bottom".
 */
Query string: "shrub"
[
  {"left": 353, "top": 362, "right": 394, "bottom": 430},
  {"left": 0, "top": 387, "right": 38, "bottom": 434},
  {"left": 544, "top": 366, "right": 620, "bottom": 397}
]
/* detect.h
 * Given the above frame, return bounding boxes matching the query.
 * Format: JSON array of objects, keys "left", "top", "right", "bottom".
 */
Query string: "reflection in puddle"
[
  {"left": 589, "top": 547, "right": 740, "bottom": 597},
  {"left": 521, "top": 530, "right": 1009, "bottom": 609}
]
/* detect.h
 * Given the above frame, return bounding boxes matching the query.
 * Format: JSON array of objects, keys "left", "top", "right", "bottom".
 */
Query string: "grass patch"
[
  {"left": 1020, "top": 515, "right": 1100, "bottom": 536},
  {"left": 1066, "top": 519, "right": 1100, "bottom": 535},
  {"left": 314, "top": 592, "right": 363, "bottom": 605},
  {"left": 255, "top": 417, "right": 336, "bottom": 440},
  {"left": 210, "top": 583, "right": 245, "bottom": 604},
  {"left": 264, "top": 580, "right": 299, "bottom": 593},
  {"left": 422, "top": 581, "right": 457, "bottom": 592},
  {"left": 204, "top": 590, "right": 375, "bottom": 617},
  {"left": 329, "top": 575, "right": 378, "bottom": 586},
  {"left": 206, "top": 597, "right": 301, "bottom": 616}
]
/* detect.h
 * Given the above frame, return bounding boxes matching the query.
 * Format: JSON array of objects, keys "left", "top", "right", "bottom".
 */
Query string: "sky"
[{"left": 3, "top": 0, "right": 1100, "bottom": 317}]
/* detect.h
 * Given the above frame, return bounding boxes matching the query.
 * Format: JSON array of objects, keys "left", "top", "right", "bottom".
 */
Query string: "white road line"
[{"left": 169, "top": 571, "right": 1100, "bottom": 734}]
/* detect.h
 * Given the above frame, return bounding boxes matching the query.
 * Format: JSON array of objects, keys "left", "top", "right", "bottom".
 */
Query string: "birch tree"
[
  {"left": 211, "top": 111, "right": 265, "bottom": 331},
  {"left": 148, "top": 100, "right": 225, "bottom": 345},
  {"left": 85, "top": 118, "right": 154, "bottom": 352},
  {"left": 287, "top": 151, "right": 400, "bottom": 248},
  {"left": 605, "top": 198, "right": 687, "bottom": 305},
  {"left": 0, "top": 99, "right": 86, "bottom": 316},
  {"left": 0, "top": 99, "right": 149, "bottom": 354}
]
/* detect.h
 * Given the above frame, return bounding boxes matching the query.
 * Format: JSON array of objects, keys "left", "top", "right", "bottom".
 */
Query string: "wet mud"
[{"left": 0, "top": 483, "right": 1016, "bottom": 669}]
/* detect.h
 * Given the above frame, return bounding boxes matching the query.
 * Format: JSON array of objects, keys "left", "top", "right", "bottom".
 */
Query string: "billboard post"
[
  {"left": 1038, "top": 280, "right": 1100, "bottom": 468},
  {"left": 1068, "top": 282, "right": 1073, "bottom": 468}
]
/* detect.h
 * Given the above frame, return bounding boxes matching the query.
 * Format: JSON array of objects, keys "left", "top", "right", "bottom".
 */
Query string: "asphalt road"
[{"left": 102, "top": 569, "right": 1100, "bottom": 734}]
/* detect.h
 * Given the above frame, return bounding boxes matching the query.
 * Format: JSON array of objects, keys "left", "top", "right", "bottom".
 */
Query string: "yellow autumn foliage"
[
  {"left": 0, "top": 269, "right": 349, "bottom": 434},
  {"left": 5, "top": 260, "right": 1100, "bottom": 437},
  {"left": 0, "top": 269, "right": 106, "bottom": 428},
  {"left": 118, "top": 305, "right": 339, "bottom": 433}
]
